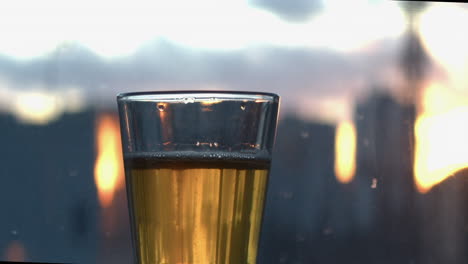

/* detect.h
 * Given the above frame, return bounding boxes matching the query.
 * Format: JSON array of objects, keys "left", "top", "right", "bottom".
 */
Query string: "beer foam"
[{"left": 124, "top": 150, "right": 271, "bottom": 162}]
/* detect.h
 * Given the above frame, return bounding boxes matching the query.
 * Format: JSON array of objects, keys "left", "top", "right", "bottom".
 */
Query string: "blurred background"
[{"left": 1, "top": 0, "right": 468, "bottom": 263}]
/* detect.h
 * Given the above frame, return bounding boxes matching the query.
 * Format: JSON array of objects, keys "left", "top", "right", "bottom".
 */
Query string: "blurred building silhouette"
[
  {"left": 0, "top": 110, "right": 98, "bottom": 263},
  {"left": 259, "top": 89, "right": 420, "bottom": 264},
  {"left": 0, "top": 110, "right": 132, "bottom": 264},
  {"left": 259, "top": 116, "right": 342, "bottom": 263},
  {"left": 418, "top": 168, "right": 468, "bottom": 264},
  {"left": 1, "top": 93, "right": 468, "bottom": 264},
  {"left": 1, "top": 89, "right": 468, "bottom": 264},
  {"left": 399, "top": 1, "right": 428, "bottom": 105},
  {"left": 354, "top": 89, "right": 418, "bottom": 263}
]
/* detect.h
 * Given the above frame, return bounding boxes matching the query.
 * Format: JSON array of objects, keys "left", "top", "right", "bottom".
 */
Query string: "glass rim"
[{"left": 117, "top": 90, "right": 279, "bottom": 103}]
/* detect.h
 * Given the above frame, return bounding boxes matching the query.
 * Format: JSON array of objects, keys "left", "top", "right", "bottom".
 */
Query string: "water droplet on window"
[
  {"left": 371, "top": 178, "right": 378, "bottom": 189},
  {"left": 240, "top": 103, "right": 246, "bottom": 110},
  {"left": 323, "top": 227, "right": 333, "bottom": 235},
  {"left": 196, "top": 141, "right": 200, "bottom": 146},
  {"left": 363, "top": 138, "right": 370, "bottom": 146},
  {"left": 157, "top": 104, "right": 165, "bottom": 112},
  {"left": 296, "top": 233, "right": 306, "bottom": 242}
]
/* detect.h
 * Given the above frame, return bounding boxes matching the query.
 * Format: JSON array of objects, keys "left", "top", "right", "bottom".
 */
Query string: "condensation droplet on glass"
[
  {"left": 11, "top": 230, "right": 18, "bottom": 235},
  {"left": 323, "top": 227, "right": 333, "bottom": 235},
  {"left": 280, "top": 191, "right": 293, "bottom": 199},
  {"left": 213, "top": 142, "right": 219, "bottom": 147},
  {"left": 209, "top": 142, "right": 213, "bottom": 147},
  {"left": 363, "top": 138, "right": 370, "bottom": 147},
  {"left": 157, "top": 104, "right": 165, "bottom": 112},
  {"left": 240, "top": 103, "right": 246, "bottom": 111},
  {"left": 196, "top": 141, "right": 200, "bottom": 146},
  {"left": 296, "top": 233, "right": 306, "bottom": 242},
  {"left": 371, "top": 178, "right": 378, "bottom": 189}
]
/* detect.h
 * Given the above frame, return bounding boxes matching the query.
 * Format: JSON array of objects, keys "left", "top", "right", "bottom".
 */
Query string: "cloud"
[
  {"left": 0, "top": 38, "right": 405, "bottom": 121},
  {"left": 249, "top": 0, "right": 323, "bottom": 22}
]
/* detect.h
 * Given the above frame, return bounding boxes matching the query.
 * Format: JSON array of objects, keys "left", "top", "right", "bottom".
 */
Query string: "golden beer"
[{"left": 125, "top": 153, "right": 270, "bottom": 264}]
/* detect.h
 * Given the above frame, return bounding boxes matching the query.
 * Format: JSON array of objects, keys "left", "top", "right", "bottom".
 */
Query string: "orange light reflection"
[
  {"left": 414, "top": 83, "right": 468, "bottom": 193},
  {"left": 416, "top": 5, "right": 468, "bottom": 193},
  {"left": 94, "top": 113, "right": 124, "bottom": 207},
  {"left": 414, "top": 106, "right": 468, "bottom": 193},
  {"left": 334, "top": 121, "right": 357, "bottom": 184},
  {"left": 200, "top": 99, "right": 222, "bottom": 106},
  {"left": 4, "top": 240, "right": 26, "bottom": 262}
]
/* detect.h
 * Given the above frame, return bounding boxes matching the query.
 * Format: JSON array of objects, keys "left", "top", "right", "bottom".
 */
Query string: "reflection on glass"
[
  {"left": 94, "top": 113, "right": 125, "bottom": 208},
  {"left": 414, "top": 105, "right": 468, "bottom": 193},
  {"left": 334, "top": 120, "right": 357, "bottom": 184},
  {"left": 4, "top": 241, "right": 26, "bottom": 262}
]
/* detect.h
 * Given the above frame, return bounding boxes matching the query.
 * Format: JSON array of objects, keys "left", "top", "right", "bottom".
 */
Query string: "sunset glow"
[
  {"left": 12, "top": 91, "right": 62, "bottom": 124},
  {"left": 335, "top": 121, "right": 357, "bottom": 184},
  {"left": 414, "top": 83, "right": 468, "bottom": 193},
  {"left": 94, "top": 113, "right": 124, "bottom": 207},
  {"left": 414, "top": 107, "right": 468, "bottom": 193},
  {"left": 409, "top": 3, "right": 468, "bottom": 193}
]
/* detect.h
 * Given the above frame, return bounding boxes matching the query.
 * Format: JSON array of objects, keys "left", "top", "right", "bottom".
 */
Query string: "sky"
[
  {"left": 0, "top": 1, "right": 467, "bottom": 124},
  {"left": 0, "top": 0, "right": 403, "bottom": 58}
]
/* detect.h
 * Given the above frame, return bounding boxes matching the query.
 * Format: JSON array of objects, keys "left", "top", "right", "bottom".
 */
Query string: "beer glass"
[{"left": 117, "top": 91, "right": 279, "bottom": 264}]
